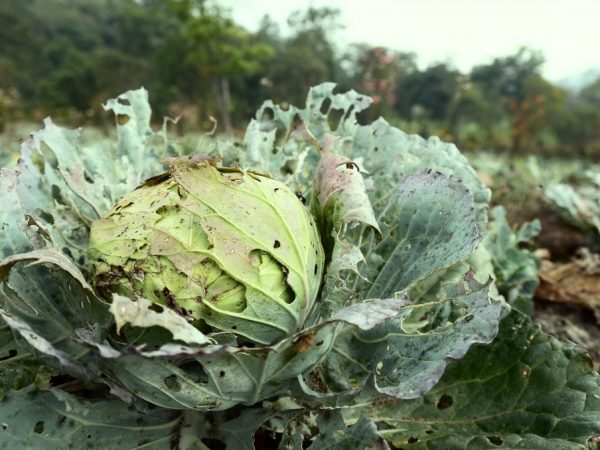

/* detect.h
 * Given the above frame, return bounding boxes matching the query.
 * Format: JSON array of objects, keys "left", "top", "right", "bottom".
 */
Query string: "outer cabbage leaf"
[
  {"left": 312, "top": 171, "right": 500, "bottom": 400},
  {"left": 0, "top": 386, "right": 181, "bottom": 449},
  {"left": 305, "top": 411, "right": 386, "bottom": 450},
  {"left": 345, "top": 310, "right": 600, "bottom": 449},
  {"left": 0, "top": 324, "right": 51, "bottom": 399},
  {"left": 81, "top": 295, "right": 406, "bottom": 411},
  {"left": 0, "top": 385, "right": 303, "bottom": 450},
  {"left": 321, "top": 276, "right": 500, "bottom": 400},
  {"left": 0, "top": 249, "right": 406, "bottom": 411},
  {"left": 0, "top": 88, "right": 177, "bottom": 268},
  {"left": 0, "top": 250, "right": 130, "bottom": 400}
]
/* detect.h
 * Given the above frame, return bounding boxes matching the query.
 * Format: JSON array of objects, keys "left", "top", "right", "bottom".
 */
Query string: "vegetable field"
[{"left": 0, "top": 85, "right": 599, "bottom": 449}]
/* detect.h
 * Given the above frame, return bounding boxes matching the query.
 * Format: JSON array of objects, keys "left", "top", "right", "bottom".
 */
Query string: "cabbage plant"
[{"left": 0, "top": 85, "right": 599, "bottom": 449}]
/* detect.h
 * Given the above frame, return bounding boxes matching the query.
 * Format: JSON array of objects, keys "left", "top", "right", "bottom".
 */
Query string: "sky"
[{"left": 220, "top": 0, "right": 600, "bottom": 83}]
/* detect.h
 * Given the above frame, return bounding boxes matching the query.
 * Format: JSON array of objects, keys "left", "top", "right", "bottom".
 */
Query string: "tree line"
[{"left": 0, "top": 0, "right": 599, "bottom": 157}]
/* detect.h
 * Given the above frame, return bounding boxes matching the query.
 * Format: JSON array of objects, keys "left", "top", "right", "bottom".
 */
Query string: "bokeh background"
[{"left": 1, "top": 0, "right": 599, "bottom": 157}]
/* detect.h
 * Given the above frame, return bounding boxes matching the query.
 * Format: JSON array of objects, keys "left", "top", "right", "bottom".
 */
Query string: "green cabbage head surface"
[{"left": 88, "top": 162, "right": 324, "bottom": 345}]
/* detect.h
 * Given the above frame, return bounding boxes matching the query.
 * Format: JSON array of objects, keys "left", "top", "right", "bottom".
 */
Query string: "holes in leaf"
[
  {"left": 164, "top": 375, "right": 181, "bottom": 392},
  {"left": 436, "top": 394, "right": 453, "bottom": 410},
  {"left": 219, "top": 370, "right": 225, "bottom": 377},
  {"left": 178, "top": 362, "right": 208, "bottom": 384},
  {"left": 39, "top": 210, "right": 55, "bottom": 225},
  {"left": 282, "top": 281, "right": 295, "bottom": 304},
  {"left": 83, "top": 170, "right": 94, "bottom": 184},
  {"left": 487, "top": 436, "right": 503, "bottom": 446},
  {"left": 464, "top": 314, "right": 474, "bottom": 323},
  {"left": 0, "top": 349, "right": 17, "bottom": 361},
  {"left": 34, "top": 421, "right": 44, "bottom": 434},
  {"left": 117, "top": 97, "right": 131, "bottom": 106},
  {"left": 249, "top": 249, "right": 295, "bottom": 304},
  {"left": 260, "top": 107, "right": 274, "bottom": 122},
  {"left": 117, "top": 114, "right": 130, "bottom": 126},
  {"left": 273, "top": 240, "right": 281, "bottom": 249},
  {"left": 407, "top": 436, "right": 418, "bottom": 444},
  {"left": 149, "top": 303, "right": 164, "bottom": 313},
  {"left": 319, "top": 97, "right": 332, "bottom": 115},
  {"left": 30, "top": 150, "right": 45, "bottom": 174},
  {"left": 201, "top": 438, "right": 225, "bottom": 450},
  {"left": 314, "top": 264, "right": 318, "bottom": 275},
  {"left": 327, "top": 108, "right": 344, "bottom": 131},
  {"left": 342, "top": 105, "right": 355, "bottom": 124},
  {"left": 40, "top": 142, "right": 58, "bottom": 169},
  {"left": 51, "top": 185, "right": 66, "bottom": 204}
]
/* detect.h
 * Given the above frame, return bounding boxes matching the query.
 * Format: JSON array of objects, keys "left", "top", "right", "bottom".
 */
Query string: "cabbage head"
[{"left": 88, "top": 162, "right": 324, "bottom": 345}]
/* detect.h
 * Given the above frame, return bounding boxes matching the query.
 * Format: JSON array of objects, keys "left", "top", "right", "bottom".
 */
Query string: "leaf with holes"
[
  {"left": 0, "top": 88, "right": 176, "bottom": 269},
  {"left": 344, "top": 310, "right": 600, "bottom": 449},
  {"left": 0, "top": 386, "right": 181, "bottom": 450}
]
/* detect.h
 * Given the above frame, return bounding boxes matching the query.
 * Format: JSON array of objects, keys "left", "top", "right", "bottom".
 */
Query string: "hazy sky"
[{"left": 221, "top": 0, "right": 600, "bottom": 82}]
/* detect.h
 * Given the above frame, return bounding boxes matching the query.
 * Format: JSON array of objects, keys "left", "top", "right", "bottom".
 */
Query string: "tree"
[
  {"left": 395, "top": 63, "right": 462, "bottom": 122},
  {"left": 471, "top": 47, "right": 544, "bottom": 103},
  {"left": 348, "top": 45, "right": 416, "bottom": 120},
  {"left": 163, "top": 0, "right": 273, "bottom": 133},
  {"left": 264, "top": 7, "right": 344, "bottom": 106}
]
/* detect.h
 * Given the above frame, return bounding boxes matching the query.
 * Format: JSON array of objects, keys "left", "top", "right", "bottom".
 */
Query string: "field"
[{"left": 469, "top": 152, "right": 600, "bottom": 370}]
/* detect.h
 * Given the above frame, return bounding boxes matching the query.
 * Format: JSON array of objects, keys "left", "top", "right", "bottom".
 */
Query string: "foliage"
[
  {"left": 0, "top": 85, "right": 599, "bottom": 448},
  {"left": 1, "top": 2, "right": 599, "bottom": 157},
  {"left": 484, "top": 206, "right": 541, "bottom": 315}
]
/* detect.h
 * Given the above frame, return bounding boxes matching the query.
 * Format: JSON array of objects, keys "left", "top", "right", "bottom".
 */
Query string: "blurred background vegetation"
[{"left": 1, "top": 0, "right": 599, "bottom": 159}]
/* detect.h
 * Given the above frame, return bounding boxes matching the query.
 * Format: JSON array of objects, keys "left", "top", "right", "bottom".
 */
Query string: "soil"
[{"left": 534, "top": 299, "right": 600, "bottom": 373}]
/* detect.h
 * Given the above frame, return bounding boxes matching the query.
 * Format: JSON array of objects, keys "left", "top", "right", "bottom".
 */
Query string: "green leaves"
[
  {"left": 351, "top": 310, "right": 600, "bottom": 449},
  {"left": 305, "top": 411, "right": 385, "bottom": 450},
  {"left": 0, "top": 386, "right": 181, "bottom": 450},
  {"left": 366, "top": 171, "right": 481, "bottom": 298},
  {"left": 0, "top": 249, "right": 405, "bottom": 412},
  {"left": 322, "top": 276, "right": 500, "bottom": 400},
  {"left": 0, "top": 88, "right": 174, "bottom": 267},
  {"left": 484, "top": 206, "right": 541, "bottom": 315}
]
